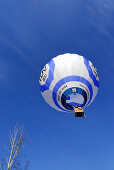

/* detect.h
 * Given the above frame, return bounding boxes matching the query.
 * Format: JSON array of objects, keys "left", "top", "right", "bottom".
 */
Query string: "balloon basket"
[{"left": 74, "top": 106, "right": 86, "bottom": 119}]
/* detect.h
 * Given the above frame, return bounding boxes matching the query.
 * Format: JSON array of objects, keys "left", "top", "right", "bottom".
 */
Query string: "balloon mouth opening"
[{"left": 61, "top": 87, "right": 87, "bottom": 111}]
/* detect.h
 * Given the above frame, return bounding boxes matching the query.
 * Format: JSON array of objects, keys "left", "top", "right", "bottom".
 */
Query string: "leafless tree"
[
  {"left": 5, "top": 124, "right": 27, "bottom": 170},
  {"left": 0, "top": 124, "right": 29, "bottom": 170}
]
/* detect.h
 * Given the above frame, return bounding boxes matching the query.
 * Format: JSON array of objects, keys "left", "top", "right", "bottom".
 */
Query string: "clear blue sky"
[{"left": 0, "top": 0, "right": 114, "bottom": 169}]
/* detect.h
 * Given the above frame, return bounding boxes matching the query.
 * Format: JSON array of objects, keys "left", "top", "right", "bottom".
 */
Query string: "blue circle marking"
[
  {"left": 52, "top": 76, "right": 93, "bottom": 112},
  {"left": 61, "top": 87, "right": 87, "bottom": 110}
]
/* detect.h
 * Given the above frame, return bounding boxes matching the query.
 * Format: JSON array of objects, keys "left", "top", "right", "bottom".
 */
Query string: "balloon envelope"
[{"left": 39, "top": 53, "right": 99, "bottom": 112}]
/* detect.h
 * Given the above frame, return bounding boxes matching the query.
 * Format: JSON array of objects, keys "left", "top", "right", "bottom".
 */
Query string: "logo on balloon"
[
  {"left": 39, "top": 65, "right": 48, "bottom": 82},
  {"left": 72, "top": 88, "right": 76, "bottom": 92}
]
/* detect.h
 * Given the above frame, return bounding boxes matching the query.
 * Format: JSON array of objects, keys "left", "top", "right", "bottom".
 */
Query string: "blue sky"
[{"left": 0, "top": 0, "right": 114, "bottom": 169}]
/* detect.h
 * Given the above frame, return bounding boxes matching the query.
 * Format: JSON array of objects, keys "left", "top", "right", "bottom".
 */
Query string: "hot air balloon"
[{"left": 39, "top": 53, "right": 99, "bottom": 118}]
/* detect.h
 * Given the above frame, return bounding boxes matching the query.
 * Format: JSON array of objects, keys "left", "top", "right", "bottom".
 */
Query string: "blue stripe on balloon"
[
  {"left": 83, "top": 57, "right": 99, "bottom": 88},
  {"left": 39, "top": 59, "right": 55, "bottom": 92},
  {"left": 52, "top": 76, "right": 93, "bottom": 112}
]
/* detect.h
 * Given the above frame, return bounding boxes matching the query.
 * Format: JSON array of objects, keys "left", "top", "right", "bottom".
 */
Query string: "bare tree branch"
[{"left": 6, "top": 124, "right": 26, "bottom": 170}]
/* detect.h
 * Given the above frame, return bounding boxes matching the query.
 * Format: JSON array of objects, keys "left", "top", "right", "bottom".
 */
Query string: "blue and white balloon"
[{"left": 39, "top": 53, "right": 99, "bottom": 112}]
